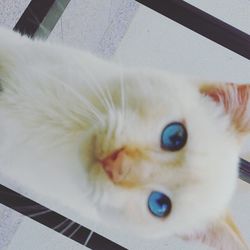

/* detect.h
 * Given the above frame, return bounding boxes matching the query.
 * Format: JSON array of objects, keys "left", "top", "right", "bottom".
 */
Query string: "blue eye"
[
  {"left": 148, "top": 191, "right": 172, "bottom": 218},
  {"left": 161, "top": 122, "right": 187, "bottom": 151}
]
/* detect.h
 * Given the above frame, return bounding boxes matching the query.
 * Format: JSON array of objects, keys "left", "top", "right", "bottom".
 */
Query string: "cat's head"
[
  {"left": 86, "top": 70, "right": 249, "bottom": 249},
  {"left": 0, "top": 28, "right": 248, "bottom": 249}
]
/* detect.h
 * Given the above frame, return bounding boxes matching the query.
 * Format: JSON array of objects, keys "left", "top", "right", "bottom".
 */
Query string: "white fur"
[{"left": 0, "top": 27, "right": 242, "bottom": 243}]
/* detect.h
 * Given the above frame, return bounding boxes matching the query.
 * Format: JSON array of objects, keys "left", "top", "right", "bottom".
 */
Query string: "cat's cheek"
[{"left": 94, "top": 186, "right": 169, "bottom": 236}]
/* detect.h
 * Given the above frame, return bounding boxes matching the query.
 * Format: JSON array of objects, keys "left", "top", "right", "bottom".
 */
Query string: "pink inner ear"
[{"left": 201, "top": 83, "right": 250, "bottom": 133}]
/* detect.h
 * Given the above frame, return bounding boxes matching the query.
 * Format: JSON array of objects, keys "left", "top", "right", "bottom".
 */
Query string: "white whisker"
[
  {"left": 68, "top": 224, "right": 81, "bottom": 238},
  {"left": 80, "top": 67, "right": 113, "bottom": 112},
  {"left": 118, "top": 66, "right": 126, "bottom": 122},
  {"left": 29, "top": 209, "right": 51, "bottom": 218},
  {"left": 105, "top": 87, "right": 115, "bottom": 112},
  {"left": 53, "top": 219, "right": 69, "bottom": 230},
  {"left": 45, "top": 74, "right": 105, "bottom": 126},
  {"left": 60, "top": 221, "right": 75, "bottom": 234},
  {"left": 116, "top": 54, "right": 127, "bottom": 122},
  {"left": 56, "top": 80, "right": 103, "bottom": 123}
]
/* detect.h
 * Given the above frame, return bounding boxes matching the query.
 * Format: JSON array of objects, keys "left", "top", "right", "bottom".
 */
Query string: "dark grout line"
[
  {"left": 34, "top": 0, "right": 71, "bottom": 39},
  {"left": 14, "top": 0, "right": 71, "bottom": 39},
  {"left": 136, "top": 0, "right": 250, "bottom": 60},
  {"left": 239, "top": 158, "right": 250, "bottom": 184},
  {"left": 14, "top": 0, "right": 56, "bottom": 37}
]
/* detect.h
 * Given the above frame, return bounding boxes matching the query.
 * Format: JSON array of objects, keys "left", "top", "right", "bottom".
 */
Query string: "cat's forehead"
[
  {"left": 126, "top": 70, "right": 197, "bottom": 99},
  {"left": 123, "top": 70, "right": 199, "bottom": 117}
]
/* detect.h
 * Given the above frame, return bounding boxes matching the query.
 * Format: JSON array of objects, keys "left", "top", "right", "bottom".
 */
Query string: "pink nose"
[{"left": 100, "top": 148, "right": 125, "bottom": 183}]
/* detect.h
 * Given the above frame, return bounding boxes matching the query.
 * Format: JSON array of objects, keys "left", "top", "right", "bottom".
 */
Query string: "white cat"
[{"left": 0, "top": 27, "right": 248, "bottom": 249}]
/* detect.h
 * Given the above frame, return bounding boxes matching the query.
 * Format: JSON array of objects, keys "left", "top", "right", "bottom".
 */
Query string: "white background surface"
[
  {"left": 0, "top": 0, "right": 31, "bottom": 29},
  {"left": 184, "top": 0, "right": 250, "bottom": 34},
  {"left": 0, "top": 0, "right": 249, "bottom": 249},
  {"left": 114, "top": 4, "right": 250, "bottom": 82}
]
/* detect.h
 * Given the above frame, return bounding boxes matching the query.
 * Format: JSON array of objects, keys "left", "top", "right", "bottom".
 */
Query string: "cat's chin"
[
  {"left": 95, "top": 205, "right": 173, "bottom": 239},
  {"left": 97, "top": 208, "right": 208, "bottom": 241}
]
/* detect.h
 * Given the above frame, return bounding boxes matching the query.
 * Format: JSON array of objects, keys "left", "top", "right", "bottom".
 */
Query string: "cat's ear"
[
  {"left": 181, "top": 212, "right": 249, "bottom": 250},
  {"left": 200, "top": 83, "right": 250, "bottom": 134}
]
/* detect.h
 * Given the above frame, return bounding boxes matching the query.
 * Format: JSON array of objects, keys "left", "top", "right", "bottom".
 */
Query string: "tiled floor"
[
  {"left": 0, "top": 0, "right": 31, "bottom": 29},
  {"left": 184, "top": 0, "right": 250, "bottom": 34},
  {"left": 113, "top": 4, "right": 250, "bottom": 82},
  {"left": 0, "top": 1, "right": 249, "bottom": 249},
  {"left": 48, "top": 0, "right": 139, "bottom": 58},
  {"left": 6, "top": 212, "right": 88, "bottom": 250}
]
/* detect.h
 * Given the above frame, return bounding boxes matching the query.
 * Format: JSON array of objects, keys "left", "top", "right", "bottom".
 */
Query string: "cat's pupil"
[
  {"left": 148, "top": 191, "right": 172, "bottom": 218},
  {"left": 161, "top": 122, "right": 187, "bottom": 151}
]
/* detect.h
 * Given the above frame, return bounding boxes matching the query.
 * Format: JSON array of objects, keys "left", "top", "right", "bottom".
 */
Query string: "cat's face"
[
  {"left": 86, "top": 71, "right": 242, "bottom": 238},
  {"left": 0, "top": 28, "right": 248, "bottom": 249}
]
